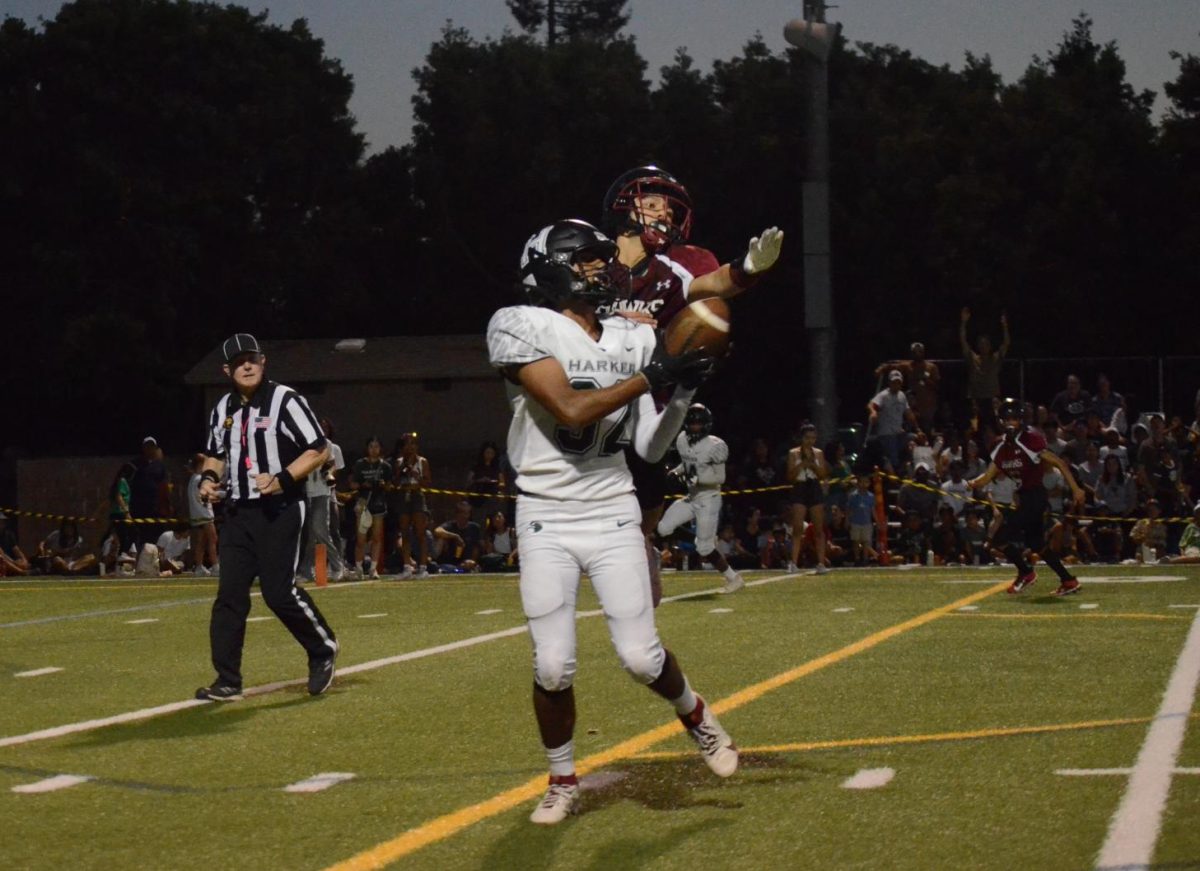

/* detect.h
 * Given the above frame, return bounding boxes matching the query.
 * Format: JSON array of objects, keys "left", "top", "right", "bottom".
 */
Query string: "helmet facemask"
[{"left": 604, "top": 169, "right": 693, "bottom": 253}]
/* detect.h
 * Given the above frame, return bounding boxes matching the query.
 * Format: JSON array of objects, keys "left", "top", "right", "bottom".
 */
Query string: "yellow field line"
[
  {"left": 322, "top": 580, "right": 1010, "bottom": 871},
  {"left": 950, "top": 612, "right": 1189, "bottom": 622},
  {"left": 632, "top": 714, "right": 1200, "bottom": 761}
]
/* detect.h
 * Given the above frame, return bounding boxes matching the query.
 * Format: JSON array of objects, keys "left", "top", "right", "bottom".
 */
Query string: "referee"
[{"left": 195, "top": 333, "right": 339, "bottom": 700}]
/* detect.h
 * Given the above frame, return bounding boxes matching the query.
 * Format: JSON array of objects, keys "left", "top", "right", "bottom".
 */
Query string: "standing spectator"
[
  {"left": 877, "top": 342, "right": 941, "bottom": 433},
  {"left": 37, "top": 520, "right": 96, "bottom": 575},
  {"left": 351, "top": 436, "right": 391, "bottom": 579},
  {"left": 186, "top": 454, "right": 218, "bottom": 576},
  {"left": 868, "top": 370, "right": 921, "bottom": 472},
  {"left": 129, "top": 436, "right": 169, "bottom": 551},
  {"left": 1093, "top": 454, "right": 1137, "bottom": 561},
  {"left": 0, "top": 511, "right": 31, "bottom": 576},
  {"left": 823, "top": 440, "right": 854, "bottom": 512},
  {"left": 1049, "top": 374, "right": 1092, "bottom": 428},
  {"left": 390, "top": 433, "right": 432, "bottom": 578},
  {"left": 467, "top": 440, "right": 506, "bottom": 524},
  {"left": 786, "top": 424, "right": 829, "bottom": 574},
  {"left": 102, "top": 461, "right": 136, "bottom": 555},
  {"left": 895, "top": 463, "right": 940, "bottom": 526},
  {"left": 1092, "top": 373, "right": 1128, "bottom": 434},
  {"left": 737, "top": 438, "right": 783, "bottom": 518},
  {"left": 846, "top": 475, "right": 877, "bottom": 566},
  {"left": 434, "top": 500, "right": 482, "bottom": 573},
  {"left": 320, "top": 418, "right": 347, "bottom": 575},
  {"left": 960, "top": 307, "right": 1010, "bottom": 431},
  {"left": 299, "top": 427, "right": 346, "bottom": 583}
]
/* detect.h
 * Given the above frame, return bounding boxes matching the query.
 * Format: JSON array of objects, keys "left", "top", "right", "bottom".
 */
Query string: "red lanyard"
[{"left": 241, "top": 405, "right": 252, "bottom": 470}]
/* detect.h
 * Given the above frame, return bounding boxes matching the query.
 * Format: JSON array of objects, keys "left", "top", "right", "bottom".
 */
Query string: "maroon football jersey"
[
  {"left": 990, "top": 430, "right": 1047, "bottom": 490},
  {"left": 601, "top": 244, "right": 722, "bottom": 328}
]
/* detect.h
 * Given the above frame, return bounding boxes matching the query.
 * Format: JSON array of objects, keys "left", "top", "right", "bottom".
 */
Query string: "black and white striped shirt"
[{"left": 205, "top": 381, "right": 327, "bottom": 502}]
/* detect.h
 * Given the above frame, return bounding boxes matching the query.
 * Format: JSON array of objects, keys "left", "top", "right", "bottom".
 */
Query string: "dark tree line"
[{"left": 1, "top": 0, "right": 1197, "bottom": 455}]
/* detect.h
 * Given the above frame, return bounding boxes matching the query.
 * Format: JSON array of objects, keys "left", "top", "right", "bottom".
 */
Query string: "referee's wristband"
[
  {"left": 200, "top": 470, "right": 221, "bottom": 485},
  {"left": 274, "top": 469, "right": 302, "bottom": 499}
]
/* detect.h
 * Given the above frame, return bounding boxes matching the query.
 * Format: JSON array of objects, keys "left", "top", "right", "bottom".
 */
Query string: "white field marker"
[
  {"left": 1058, "top": 768, "right": 1200, "bottom": 777},
  {"left": 1095, "top": 605, "right": 1200, "bottom": 870},
  {"left": 958, "top": 605, "right": 979, "bottom": 612},
  {"left": 125, "top": 618, "right": 159, "bottom": 624},
  {"left": 833, "top": 607, "right": 855, "bottom": 613},
  {"left": 12, "top": 774, "right": 92, "bottom": 794},
  {"left": 841, "top": 768, "right": 895, "bottom": 790},
  {"left": 475, "top": 609, "right": 503, "bottom": 615},
  {"left": 1079, "top": 604, "right": 1100, "bottom": 610},
  {"left": 283, "top": 772, "right": 356, "bottom": 793},
  {"left": 709, "top": 608, "right": 733, "bottom": 614},
  {"left": 357, "top": 613, "right": 388, "bottom": 619},
  {"left": 246, "top": 616, "right": 272, "bottom": 622},
  {"left": 14, "top": 667, "right": 63, "bottom": 678}
]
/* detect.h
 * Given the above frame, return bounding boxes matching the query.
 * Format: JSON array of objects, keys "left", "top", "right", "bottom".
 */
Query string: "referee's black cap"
[{"left": 222, "top": 333, "right": 262, "bottom": 362}]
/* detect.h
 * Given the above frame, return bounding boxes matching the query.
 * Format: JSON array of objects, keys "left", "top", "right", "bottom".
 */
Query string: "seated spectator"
[
  {"left": 718, "top": 522, "right": 759, "bottom": 570},
  {"left": 930, "top": 505, "right": 968, "bottom": 565},
  {"left": 155, "top": 524, "right": 193, "bottom": 575},
  {"left": 1166, "top": 502, "right": 1200, "bottom": 564},
  {"left": 0, "top": 511, "right": 30, "bottom": 576},
  {"left": 737, "top": 507, "right": 767, "bottom": 568},
  {"left": 895, "top": 511, "right": 930, "bottom": 565},
  {"left": 99, "top": 526, "right": 135, "bottom": 575},
  {"left": 1043, "top": 464, "right": 1067, "bottom": 515},
  {"left": 1093, "top": 454, "right": 1137, "bottom": 561},
  {"left": 1137, "top": 442, "right": 1183, "bottom": 517},
  {"left": 738, "top": 440, "right": 784, "bottom": 519},
  {"left": 1050, "top": 374, "right": 1092, "bottom": 428},
  {"left": 826, "top": 504, "right": 852, "bottom": 565},
  {"left": 894, "top": 463, "right": 939, "bottom": 525},
  {"left": 1063, "top": 420, "right": 1095, "bottom": 465},
  {"left": 962, "top": 438, "right": 987, "bottom": 480},
  {"left": 1075, "top": 443, "right": 1104, "bottom": 497},
  {"left": 37, "top": 520, "right": 96, "bottom": 576},
  {"left": 761, "top": 521, "right": 792, "bottom": 570},
  {"left": 940, "top": 461, "right": 971, "bottom": 519},
  {"left": 434, "top": 500, "right": 481, "bottom": 572},
  {"left": 846, "top": 476, "right": 877, "bottom": 566},
  {"left": 908, "top": 431, "right": 940, "bottom": 476},
  {"left": 937, "top": 428, "right": 964, "bottom": 477},
  {"left": 1045, "top": 425, "right": 1070, "bottom": 458},
  {"left": 1092, "top": 373, "right": 1127, "bottom": 434},
  {"left": 961, "top": 508, "right": 992, "bottom": 564},
  {"left": 800, "top": 514, "right": 843, "bottom": 569},
  {"left": 1099, "top": 427, "right": 1130, "bottom": 472},
  {"left": 982, "top": 469, "right": 1017, "bottom": 543},
  {"left": 479, "top": 511, "right": 518, "bottom": 572},
  {"left": 1045, "top": 515, "right": 1098, "bottom": 565},
  {"left": 1129, "top": 499, "right": 1168, "bottom": 563}
]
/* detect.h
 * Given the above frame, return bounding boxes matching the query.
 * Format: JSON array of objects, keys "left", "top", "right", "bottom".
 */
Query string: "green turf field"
[{"left": 2, "top": 565, "right": 1198, "bottom": 870}]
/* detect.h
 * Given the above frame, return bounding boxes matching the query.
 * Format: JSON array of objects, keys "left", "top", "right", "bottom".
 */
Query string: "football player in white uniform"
[
  {"left": 657, "top": 404, "right": 745, "bottom": 594},
  {"left": 486, "top": 219, "right": 739, "bottom": 826}
]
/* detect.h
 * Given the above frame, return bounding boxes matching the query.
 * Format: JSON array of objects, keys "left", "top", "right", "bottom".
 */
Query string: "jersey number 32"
[{"left": 554, "top": 379, "right": 632, "bottom": 457}]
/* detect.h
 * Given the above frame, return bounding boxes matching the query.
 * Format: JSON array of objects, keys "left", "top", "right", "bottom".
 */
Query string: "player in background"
[
  {"left": 657, "top": 404, "right": 745, "bottom": 593},
  {"left": 599, "top": 165, "right": 783, "bottom": 603},
  {"left": 487, "top": 219, "right": 737, "bottom": 826},
  {"left": 967, "top": 398, "right": 1086, "bottom": 596}
]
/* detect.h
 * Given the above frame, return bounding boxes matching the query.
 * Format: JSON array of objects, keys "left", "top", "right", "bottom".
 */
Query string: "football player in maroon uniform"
[
  {"left": 967, "top": 398, "right": 1087, "bottom": 595},
  {"left": 599, "top": 166, "right": 783, "bottom": 603}
]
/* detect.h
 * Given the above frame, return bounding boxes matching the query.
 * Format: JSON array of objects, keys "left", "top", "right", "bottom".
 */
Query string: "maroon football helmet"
[{"left": 602, "top": 166, "right": 693, "bottom": 253}]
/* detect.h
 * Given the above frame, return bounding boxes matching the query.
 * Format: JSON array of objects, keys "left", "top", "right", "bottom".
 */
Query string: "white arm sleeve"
[{"left": 632, "top": 387, "right": 697, "bottom": 462}]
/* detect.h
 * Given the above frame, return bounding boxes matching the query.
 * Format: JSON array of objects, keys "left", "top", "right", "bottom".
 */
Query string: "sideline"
[
  {"left": 1095, "top": 604, "right": 1200, "bottom": 870},
  {"left": 322, "top": 581, "right": 1009, "bottom": 871},
  {"left": 0, "top": 574, "right": 801, "bottom": 750}
]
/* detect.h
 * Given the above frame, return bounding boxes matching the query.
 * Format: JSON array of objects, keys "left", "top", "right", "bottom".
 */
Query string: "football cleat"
[
  {"left": 195, "top": 683, "right": 243, "bottom": 702},
  {"left": 681, "top": 697, "right": 738, "bottom": 778},
  {"left": 722, "top": 572, "right": 745, "bottom": 594},
  {"left": 307, "top": 654, "right": 336, "bottom": 696},
  {"left": 529, "top": 778, "right": 580, "bottom": 825},
  {"left": 1007, "top": 569, "right": 1037, "bottom": 594},
  {"left": 1053, "top": 577, "right": 1081, "bottom": 597}
]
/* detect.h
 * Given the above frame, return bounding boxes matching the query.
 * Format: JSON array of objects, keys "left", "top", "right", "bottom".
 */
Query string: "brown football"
[{"left": 663, "top": 297, "right": 732, "bottom": 357}]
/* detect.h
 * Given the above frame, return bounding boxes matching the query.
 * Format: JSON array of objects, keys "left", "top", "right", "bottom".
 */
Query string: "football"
[{"left": 663, "top": 297, "right": 732, "bottom": 358}]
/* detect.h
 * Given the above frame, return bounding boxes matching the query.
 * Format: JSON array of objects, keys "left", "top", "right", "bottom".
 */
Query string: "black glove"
[{"left": 641, "top": 342, "right": 718, "bottom": 392}]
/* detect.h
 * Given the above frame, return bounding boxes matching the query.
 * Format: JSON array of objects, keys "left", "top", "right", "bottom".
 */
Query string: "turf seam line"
[{"left": 320, "top": 581, "right": 1009, "bottom": 871}]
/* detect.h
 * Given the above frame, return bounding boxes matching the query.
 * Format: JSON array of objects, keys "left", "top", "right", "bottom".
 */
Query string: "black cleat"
[
  {"left": 307, "top": 654, "right": 336, "bottom": 696},
  {"left": 195, "top": 683, "right": 243, "bottom": 701}
]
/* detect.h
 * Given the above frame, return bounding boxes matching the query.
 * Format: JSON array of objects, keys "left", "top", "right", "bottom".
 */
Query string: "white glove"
[{"left": 742, "top": 226, "right": 783, "bottom": 274}]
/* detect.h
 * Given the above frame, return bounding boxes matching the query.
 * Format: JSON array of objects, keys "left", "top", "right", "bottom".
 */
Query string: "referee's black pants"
[{"left": 210, "top": 498, "right": 338, "bottom": 688}]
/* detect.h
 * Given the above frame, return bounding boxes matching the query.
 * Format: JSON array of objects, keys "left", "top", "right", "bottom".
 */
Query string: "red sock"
[
  {"left": 549, "top": 774, "right": 578, "bottom": 786},
  {"left": 680, "top": 696, "right": 706, "bottom": 728}
]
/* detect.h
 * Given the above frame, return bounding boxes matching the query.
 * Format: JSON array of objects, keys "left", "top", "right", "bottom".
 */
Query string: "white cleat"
[
  {"left": 814, "top": 564, "right": 831, "bottom": 575},
  {"left": 529, "top": 780, "right": 580, "bottom": 825},
  {"left": 683, "top": 698, "right": 738, "bottom": 778},
  {"left": 722, "top": 572, "right": 745, "bottom": 594}
]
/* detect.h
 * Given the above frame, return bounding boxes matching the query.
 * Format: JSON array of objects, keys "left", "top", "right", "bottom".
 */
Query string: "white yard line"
[
  {"left": 1059, "top": 768, "right": 1200, "bottom": 777},
  {"left": 832, "top": 607, "right": 855, "bottom": 613},
  {"left": 283, "top": 772, "right": 356, "bottom": 793},
  {"left": 357, "top": 613, "right": 388, "bottom": 619},
  {"left": 125, "top": 618, "right": 160, "bottom": 625},
  {"left": 1095, "top": 605, "right": 1200, "bottom": 871},
  {"left": 12, "top": 774, "right": 92, "bottom": 793},
  {"left": 0, "top": 573, "right": 803, "bottom": 749},
  {"left": 475, "top": 609, "right": 503, "bottom": 615},
  {"left": 14, "top": 667, "right": 63, "bottom": 678},
  {"left": 709, "top": 608, "right": 733, "bottom": 614}
]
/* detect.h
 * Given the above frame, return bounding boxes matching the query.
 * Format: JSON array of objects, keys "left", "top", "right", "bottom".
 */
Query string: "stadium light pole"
[{"left": 785, "top": 2, "right": 841, "bottom": 442}]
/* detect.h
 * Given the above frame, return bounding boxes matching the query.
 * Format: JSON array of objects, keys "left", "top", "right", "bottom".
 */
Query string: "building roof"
[{"left": 184, "top": 336, "right": 495, "bottom": 386}]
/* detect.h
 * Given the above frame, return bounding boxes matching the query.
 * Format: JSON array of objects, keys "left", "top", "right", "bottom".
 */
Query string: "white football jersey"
[
  {"left": 675, "top": 432, "right": 729, "bottom": 490},
  {"left": 487, "top": 305, "right": 658, "bottom": 501}
]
